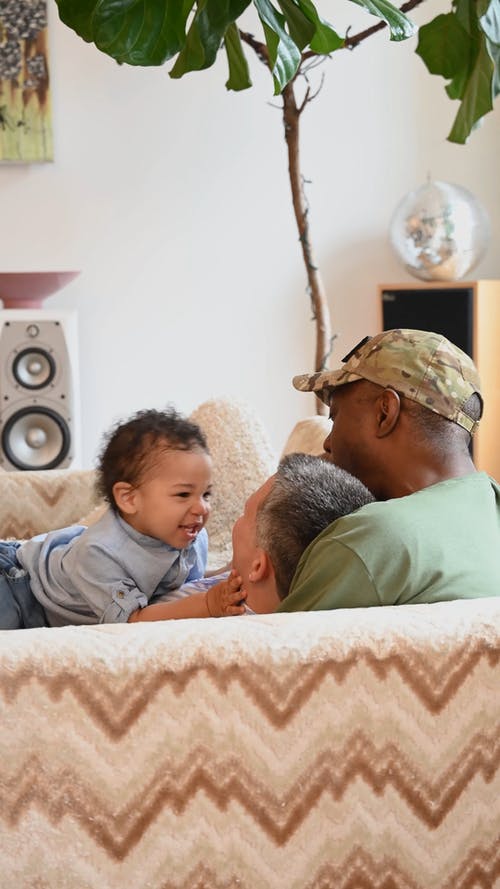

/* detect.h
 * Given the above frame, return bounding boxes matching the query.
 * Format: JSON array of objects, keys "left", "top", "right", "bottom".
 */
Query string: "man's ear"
[
  {"left": 375, "top": 388, "right": 401, "bottom": 438},
  {"left": 112, "top": 481, "right": 138, "bottom": 515},
  {"left": 248, "top": 548, "right": 274, "bottom": 583}
]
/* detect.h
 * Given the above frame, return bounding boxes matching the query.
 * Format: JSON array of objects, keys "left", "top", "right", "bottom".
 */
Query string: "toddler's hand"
[{"left": 205, "top": 570, "right": 247, "bottom": 617}]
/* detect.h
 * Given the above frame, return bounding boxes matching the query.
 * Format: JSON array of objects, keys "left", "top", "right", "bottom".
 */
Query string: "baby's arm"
[
  {"left": 205, "top": 570, "right": 246, "bottom": 617},
  {"left": 128, "top": 571, "right": 245, "bottom": 622}
]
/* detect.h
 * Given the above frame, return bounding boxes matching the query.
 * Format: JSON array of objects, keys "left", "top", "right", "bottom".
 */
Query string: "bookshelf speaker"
[{"left": 0, "top": 309, "right": 80, "bottom": 471}]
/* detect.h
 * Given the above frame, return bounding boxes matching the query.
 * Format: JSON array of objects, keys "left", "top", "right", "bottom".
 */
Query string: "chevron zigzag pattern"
[
  {"left": 1, "top": 599, "right": 499, "bottom": 888},
  {"left": 0, "top": 468, "right": 99, "bottom": 540}
]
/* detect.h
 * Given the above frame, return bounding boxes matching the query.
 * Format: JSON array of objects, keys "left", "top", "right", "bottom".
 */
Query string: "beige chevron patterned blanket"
[{"left": 1, "top": 597, "right": 499, "bottom": 889}]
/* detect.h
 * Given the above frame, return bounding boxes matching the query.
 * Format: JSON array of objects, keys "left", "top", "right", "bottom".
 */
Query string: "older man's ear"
[
  {"left": 245, "top": 548, "right": 281, "bottom": 614},
  {"left": 248, "top": 548, "right": 274, "bottom": 583}
]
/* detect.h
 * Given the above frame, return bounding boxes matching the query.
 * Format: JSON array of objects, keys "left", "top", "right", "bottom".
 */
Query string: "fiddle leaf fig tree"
[{"left": 55, "top": 0, "right": 500, "bottom": 412}]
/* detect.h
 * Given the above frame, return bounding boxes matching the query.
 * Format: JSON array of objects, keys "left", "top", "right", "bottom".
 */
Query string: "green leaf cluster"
[
  {"left": 416, "top": 0, "right": 500, "bottom": 142},
  {"left": 54, "top": 0, "right": 414, "bottom": 95},
  {"left": 54, "top": 0, "right": 499, "bottom": 140}
]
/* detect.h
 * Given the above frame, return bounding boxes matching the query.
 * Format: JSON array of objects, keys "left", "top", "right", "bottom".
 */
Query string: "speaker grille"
[
  {"left": 1, "top": 406, "right": 71, "bottom": 471},
  {"left": 0, "top": 312, "right": 79, "bottom": 472},
  {"left": 381, "top": 287, "right": 474, "bottom": 357},
  {"left": 13, "top": 347, "right": 56, "bottom": 389}
]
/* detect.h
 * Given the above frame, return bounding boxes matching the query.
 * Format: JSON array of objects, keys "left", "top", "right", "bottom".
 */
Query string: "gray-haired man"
[{"left": 231, "top": 452, "right": 374, "bottom": 613}]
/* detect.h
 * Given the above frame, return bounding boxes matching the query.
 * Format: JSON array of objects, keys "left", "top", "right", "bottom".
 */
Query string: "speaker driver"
[
  {"left": 2, "top": 407, "right": 71, "bottom": 470},
  {"left": 13, "top": 347, "right": 56, "bottom": 390}
]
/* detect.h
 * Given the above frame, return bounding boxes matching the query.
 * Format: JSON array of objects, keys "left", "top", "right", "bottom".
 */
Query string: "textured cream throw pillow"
[{"left": 0, "top": 469, "right": 99, "bottom": 539}]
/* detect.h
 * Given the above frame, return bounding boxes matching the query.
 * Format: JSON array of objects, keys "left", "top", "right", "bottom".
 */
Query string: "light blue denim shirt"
[{"left": 17, "top": 508, "right": 208, "bottom": 627}]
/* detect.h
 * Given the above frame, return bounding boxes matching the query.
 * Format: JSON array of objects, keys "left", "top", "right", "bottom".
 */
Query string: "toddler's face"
[{"left": 124, "top": 447, "right": 212, "bottom": 548}]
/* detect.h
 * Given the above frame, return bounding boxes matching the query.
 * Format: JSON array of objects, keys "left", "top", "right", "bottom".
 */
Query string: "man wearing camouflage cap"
[{"left": 278, "top": 329, "right": 500, "bottom": 612}]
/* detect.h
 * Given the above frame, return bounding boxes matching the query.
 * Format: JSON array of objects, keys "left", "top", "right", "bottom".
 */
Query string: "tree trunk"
[{"left": 282, "top": 81, "right": 331, "bottom": 415}]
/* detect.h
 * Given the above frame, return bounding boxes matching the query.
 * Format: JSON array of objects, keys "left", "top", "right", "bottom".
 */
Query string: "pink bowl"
[{"left": 0, "top": 271, "right": 80, "bottom": 309}]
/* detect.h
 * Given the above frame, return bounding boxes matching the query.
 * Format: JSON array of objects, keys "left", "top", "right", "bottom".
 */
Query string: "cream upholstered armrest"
[
  {"left": 1, "top": 597, "right": 498, "bottom": 887},
  {"left": 0, "top": 468, "right": 100, "bottom": 539}
]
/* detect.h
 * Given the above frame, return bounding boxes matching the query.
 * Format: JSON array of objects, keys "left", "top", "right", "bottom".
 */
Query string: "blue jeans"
[{"left": 0, "top": 541, "right": 47, "bottom": 629}]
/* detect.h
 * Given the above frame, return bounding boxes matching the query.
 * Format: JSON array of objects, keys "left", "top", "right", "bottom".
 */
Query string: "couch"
[{"left": 0, "top": 399, "right": 499, "bottom": 889}]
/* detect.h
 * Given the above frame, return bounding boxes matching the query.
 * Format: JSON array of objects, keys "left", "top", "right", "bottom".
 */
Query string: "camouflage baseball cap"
[{"left": 293, "top": 329, "right": 482, "bottom": 434}]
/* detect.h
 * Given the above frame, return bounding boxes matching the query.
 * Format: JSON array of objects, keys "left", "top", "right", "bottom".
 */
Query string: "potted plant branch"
[{"left": 55, "top": 0, "right": 500, "bottom": 412}]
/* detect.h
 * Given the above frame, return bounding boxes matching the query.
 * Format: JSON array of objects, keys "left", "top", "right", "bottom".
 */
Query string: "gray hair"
[{"left": 256, "top": 453, "right": 374, "bottom": 600}]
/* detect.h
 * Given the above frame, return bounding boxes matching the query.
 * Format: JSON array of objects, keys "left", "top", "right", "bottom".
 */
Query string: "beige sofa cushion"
[
  {"left": 190, "top": 398, "right": 277, "bottom": 566},
  {"left": 281, "top": 415, "right": 331, "bottom": 457}
]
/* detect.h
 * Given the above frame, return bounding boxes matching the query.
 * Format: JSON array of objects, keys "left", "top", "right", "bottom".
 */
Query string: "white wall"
[{"left": 1, "top": 0, "right": 498, "bottom": 467}]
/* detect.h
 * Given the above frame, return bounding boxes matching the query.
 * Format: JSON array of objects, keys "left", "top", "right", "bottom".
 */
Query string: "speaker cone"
[
  {"left": 13, "top": 347, "right": 56, "bottom": 390},
  {"left": 2, "top": 407, "right": 70, "bottom": 470}
]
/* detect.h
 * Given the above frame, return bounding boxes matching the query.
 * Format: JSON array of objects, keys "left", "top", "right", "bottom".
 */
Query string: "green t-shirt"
[{"left": 278, "top": 472, "right": 500, "bottom": 612}]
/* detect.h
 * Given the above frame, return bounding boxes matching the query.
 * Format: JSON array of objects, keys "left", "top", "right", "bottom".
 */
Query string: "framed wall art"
[{"left": 0, "top": 0, "right": 53, "bottom": 162}]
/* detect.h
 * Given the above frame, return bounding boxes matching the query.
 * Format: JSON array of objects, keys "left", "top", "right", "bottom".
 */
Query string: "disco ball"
[{"left": 389, "top": 180, "right": 490, "bottom": 281}]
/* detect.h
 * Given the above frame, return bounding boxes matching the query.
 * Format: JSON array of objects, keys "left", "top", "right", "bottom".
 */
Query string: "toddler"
[{"left": 0, "top": 408, "right": 243, "bottom": 629}]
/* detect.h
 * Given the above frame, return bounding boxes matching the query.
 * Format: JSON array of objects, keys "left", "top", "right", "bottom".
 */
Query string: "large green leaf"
[
  {"left": 448, "top": 36, "right": 494, "bottom": 141},
  {"left": 277, "top": 0, "right": 316, "bottom": 49},
  {"left": 445, "top": 61, "right": 471, "bottom": 100},
  {"left": 293, "top": 0, "right": 344, "bottom": 53},
  {"left": 417, "top": 12, "right": 474, "bottom": 100},
  {"left": 52, "top": 0, "right": 500, "bottom": 139},
  {"left": 348, "top": 0, "right": 416, "bottom": 41},
  {"left": 224, "top": 22, "right": 253, "bottom": 89},
  {"left": 55, "top": 0, "right": 196, "bottom": 65},
  {"left": 254, "top": 0, "right": 302, "bottom": 92},
  {"left": 416, "top": 0, "right": 499, "bottom": 143},
  {"left": 453, "top": 0, "right": 473, "bottom": 34},
  {"left": 416, "top": 13, "right": 470, "bottom": 79},
  {"left": 171, "top": 0, "right": 251, "bottom": 77}
]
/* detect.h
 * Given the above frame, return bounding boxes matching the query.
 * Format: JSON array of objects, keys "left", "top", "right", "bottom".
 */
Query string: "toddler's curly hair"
[{"left": 96, "top": 407, "right": 208, "bottom": 510}]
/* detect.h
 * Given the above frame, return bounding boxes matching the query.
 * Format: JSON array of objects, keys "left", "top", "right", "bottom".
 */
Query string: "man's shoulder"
[
  {"left": 312, "top": 470, "right": 499, "bottom": 551},
  {"left": 285, "top": 471, "right": 500, "bottom": 613},
  {"left": 317, "top": 497, "right": 407, "bottom": 542}
]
